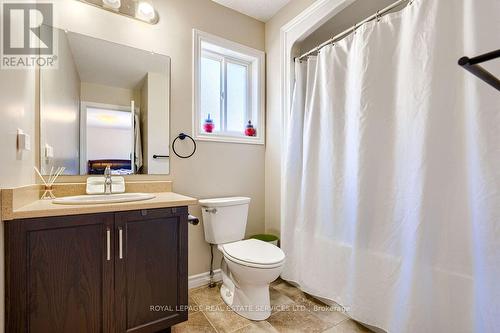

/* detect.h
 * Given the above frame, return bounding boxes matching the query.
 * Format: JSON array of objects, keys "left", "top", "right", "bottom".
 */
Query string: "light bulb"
[
  {"left": 137, "top": 1, "right": 155, "bottom": 20},
  {"left": 102, "top": 0, "right": 121, "bottom": 9}
]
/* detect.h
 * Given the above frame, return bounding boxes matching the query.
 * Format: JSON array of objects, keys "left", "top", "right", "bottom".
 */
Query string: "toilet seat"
[{"left": 221, "top": 239, "right": 285, "bottom": 269}]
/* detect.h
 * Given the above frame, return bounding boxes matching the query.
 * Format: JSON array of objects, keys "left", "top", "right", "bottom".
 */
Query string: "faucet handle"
[
  {"left": 104, "top": 165, "right": 111, "bottom": 176},
  {"left": 103, "top": 165, "right": 112, "bottom": 194}
]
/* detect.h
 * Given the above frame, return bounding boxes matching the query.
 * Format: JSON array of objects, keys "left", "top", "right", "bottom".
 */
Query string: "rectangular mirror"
[{"left": 39, "top": 29, "right": 170, "bottom": 175}]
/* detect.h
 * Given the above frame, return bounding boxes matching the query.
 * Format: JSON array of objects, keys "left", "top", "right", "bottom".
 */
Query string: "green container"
[{"left": 250, "top": 234, "right": 279, "bottom": 246}]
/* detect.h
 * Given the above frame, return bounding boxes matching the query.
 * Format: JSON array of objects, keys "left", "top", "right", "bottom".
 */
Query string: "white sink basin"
[{"left": 53, "top": 193, "right": 156, "bottom": 205}]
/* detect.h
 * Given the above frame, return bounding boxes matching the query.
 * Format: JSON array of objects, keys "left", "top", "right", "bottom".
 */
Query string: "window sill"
[{"left": 193, "top": 133, "right": 264, "bottom": 145}]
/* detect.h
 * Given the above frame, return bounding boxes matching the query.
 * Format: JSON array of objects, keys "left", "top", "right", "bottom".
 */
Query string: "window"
[{"left": 193, "top": 30, "right": 265, "bottom": 144}]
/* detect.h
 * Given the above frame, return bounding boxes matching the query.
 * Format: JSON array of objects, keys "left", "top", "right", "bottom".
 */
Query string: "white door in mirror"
[{"left": 53, "top": 193, "right": 156, "bottom": 205}]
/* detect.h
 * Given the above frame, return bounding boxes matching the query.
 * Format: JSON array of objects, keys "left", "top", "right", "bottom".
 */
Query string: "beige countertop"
[
  {"left": 6, "top": 192, "right": 197, "bottom": 220},
  {"left": 1, "top": 182, "right": 198, "bottom": 221}
]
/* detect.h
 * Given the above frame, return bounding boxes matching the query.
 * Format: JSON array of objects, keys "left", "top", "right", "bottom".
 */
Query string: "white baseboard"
[{"left": 188, "top": 269, "right": 222, "bottom": 289}]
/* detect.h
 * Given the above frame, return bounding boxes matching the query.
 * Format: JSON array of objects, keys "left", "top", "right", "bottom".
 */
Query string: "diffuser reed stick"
[{"left": 34, "top": 166, "right": 66, "bottom": 200}]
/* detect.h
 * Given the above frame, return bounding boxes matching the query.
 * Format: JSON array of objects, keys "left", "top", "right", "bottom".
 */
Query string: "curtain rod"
[
  {"left": 458, "top": 49, "right": 500, "bottom": 91},
  {"left": 296, "top": 0, "right": 411, "bottom": 61}
]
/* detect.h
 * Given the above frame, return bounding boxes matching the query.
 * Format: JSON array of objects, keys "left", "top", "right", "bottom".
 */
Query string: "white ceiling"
[
  {"left": 211, "top": 0, "right": 291, "bottom": 22},
  {"left": 66, "top": 31, "right": 169, "bottom": 90}
]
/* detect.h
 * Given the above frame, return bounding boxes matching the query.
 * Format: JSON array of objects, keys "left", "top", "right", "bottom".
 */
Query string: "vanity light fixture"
[{"left": 77, "top": 0, "right": 159, "bottom": 24}]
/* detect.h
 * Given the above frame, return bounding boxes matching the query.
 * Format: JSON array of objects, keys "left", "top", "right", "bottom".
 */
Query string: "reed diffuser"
[{"left": 34, "top": 166, "right": 66, "bottom": 200}]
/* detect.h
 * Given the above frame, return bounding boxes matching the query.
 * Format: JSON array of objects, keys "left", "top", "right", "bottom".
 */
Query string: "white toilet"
[{"left": 199, "top": 197, "right": 285, "bottom": 321}]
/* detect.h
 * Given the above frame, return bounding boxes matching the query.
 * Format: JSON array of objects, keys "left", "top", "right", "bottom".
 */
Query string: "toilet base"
[
  {"left": 220, "top": 279, "right": 272, "bottom": 321},
  {"left": 219, "top": 258, "right": 277, "bottom": 321}
]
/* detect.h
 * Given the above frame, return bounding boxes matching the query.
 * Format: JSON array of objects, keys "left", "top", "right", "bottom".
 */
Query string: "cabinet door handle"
[
  {"left": 119, "top": 227, "right": 123, "bottom": 259},
  {"left": 106, "top": 228, "right": 111, "bottom": 261}
]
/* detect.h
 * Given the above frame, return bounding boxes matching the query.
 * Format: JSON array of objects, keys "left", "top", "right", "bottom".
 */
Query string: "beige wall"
[
  {"left": 0, "top": 74, "right": 36, "bottom": 187},
  {"left": 264, "top": 0, "right": 316, "bottom": 236},
  {"left": 80, "top": 82, "right": 140, "bottom": 107},
  {"left": 0, "top": 70, "right": 36, "bottom": 188},
  {"left": 0, "top": 35, "right": 38, "bottom": 333},
  {"left": 143, "top": 72, "right": 170, "bottom": 175},
  {"left": 42, "top": 0, "right": 264, "bottom": 276},
  {"left": 0, "top": 10, "right": 38, "bottom": 332},
  {"left": 40, "top": 28, "right": 81, "bottom": 175}
]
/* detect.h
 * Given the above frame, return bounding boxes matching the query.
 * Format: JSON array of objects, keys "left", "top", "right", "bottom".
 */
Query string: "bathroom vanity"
[
  {"left": 0, "top": 22, "right": 195, "bottom": 332},
  {"left": 2, "top": 183, "right": 196, "bottom": 333}
]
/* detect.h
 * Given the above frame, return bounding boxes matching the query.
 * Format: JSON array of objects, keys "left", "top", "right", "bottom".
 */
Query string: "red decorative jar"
[
  {"left": 203, "top": 114, "right": 215, "bottom": 133},
  {"left": 245, "top": 120, "right": 256, "bottom": 137}
]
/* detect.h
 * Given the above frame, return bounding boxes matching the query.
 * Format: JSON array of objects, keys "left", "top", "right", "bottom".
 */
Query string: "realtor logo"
[{"left": 2, "top": 3, "right": 57, "bottom": 68}]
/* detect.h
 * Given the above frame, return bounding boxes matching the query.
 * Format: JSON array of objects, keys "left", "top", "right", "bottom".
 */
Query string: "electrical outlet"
[
  {"left": 45, "top": 144, "right": 54, "bottom": 159},
  {"left": 17, "top": 129, "right": 31, "bottom": 151}
]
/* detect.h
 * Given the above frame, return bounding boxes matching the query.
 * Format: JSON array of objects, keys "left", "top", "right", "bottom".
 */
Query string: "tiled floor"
[{"left": 172, "top": 279, "right": 373, "bottom": 333}]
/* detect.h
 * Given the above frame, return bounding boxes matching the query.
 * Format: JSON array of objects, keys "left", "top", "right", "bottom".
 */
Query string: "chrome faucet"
[{"left": 104, "top": 165, "right": 112, "bottom": 194}]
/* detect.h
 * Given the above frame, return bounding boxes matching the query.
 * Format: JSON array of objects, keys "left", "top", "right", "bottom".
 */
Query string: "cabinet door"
[
  {"left": 6, "top": 213, "right": 115, "bottom": 333},
  {"left": 115, "top": 207, "right": 188, "bottom": 333}
]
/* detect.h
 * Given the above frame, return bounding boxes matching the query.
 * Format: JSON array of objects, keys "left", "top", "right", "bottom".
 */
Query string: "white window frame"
[{"left": 193, "top": 29, "right": 265, "bottom": 145}]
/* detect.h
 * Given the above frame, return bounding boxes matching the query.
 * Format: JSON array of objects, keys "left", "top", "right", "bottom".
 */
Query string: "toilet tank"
[{"left": 199, "top": 197, "right": 251, "bottom": 244}]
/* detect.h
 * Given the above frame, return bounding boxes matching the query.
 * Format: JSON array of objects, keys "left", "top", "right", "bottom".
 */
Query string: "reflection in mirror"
[
  {"left": 40, "top": 29, "right": 170, "bottom": 175},
  {"left": 84, "top": 104, "right": 135, "bottom": 175}
]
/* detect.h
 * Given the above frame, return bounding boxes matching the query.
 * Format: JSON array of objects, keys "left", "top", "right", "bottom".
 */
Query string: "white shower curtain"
[{"left": 282, "top": 0, "right": 500, "bottom": 332}]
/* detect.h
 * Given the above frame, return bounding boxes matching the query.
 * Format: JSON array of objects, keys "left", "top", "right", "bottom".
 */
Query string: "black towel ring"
[{"left": 172, "top": 133, "right": 197, "bottom": 159}]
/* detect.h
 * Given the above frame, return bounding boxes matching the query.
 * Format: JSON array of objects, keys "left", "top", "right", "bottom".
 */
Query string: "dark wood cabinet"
[
  {"left": 115, "top": 208, "right": 188, "bottom": 333},
  {"left": 5, "top": 207, "right": 188, "bottom": 333},
  {"left": 6, "top": 213, "right": 115, "bottom": 333}
]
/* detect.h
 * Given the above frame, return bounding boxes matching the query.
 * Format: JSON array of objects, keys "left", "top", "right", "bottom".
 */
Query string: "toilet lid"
[{"left": 222, "top": 239, "right": 285, "bottom": 266}]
